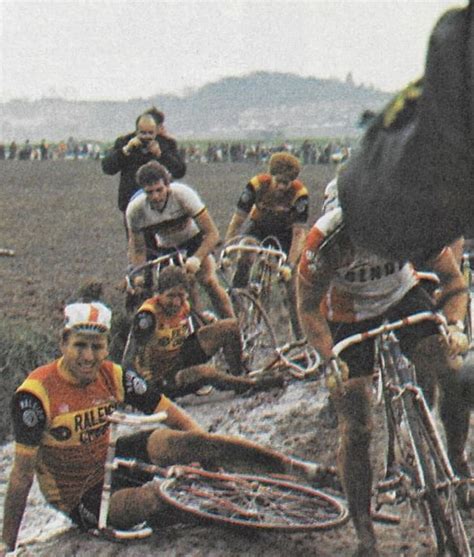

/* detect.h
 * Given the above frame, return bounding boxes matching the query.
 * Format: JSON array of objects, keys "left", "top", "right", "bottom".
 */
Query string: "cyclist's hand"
[
  {"left": 446, "top": 324, "right": 469, "bottom": 357},
  {"left": 185, "top": 256, "right": 201, "bottom": 274},
  {"left": 279, "top": 264, "right": 293, "bottom": 282},
  {"left": 127, "top": 275, "right": 145, "bottom": 295},
  {"left": 323, "top": 357, "right": 349, "bottom": 391}
]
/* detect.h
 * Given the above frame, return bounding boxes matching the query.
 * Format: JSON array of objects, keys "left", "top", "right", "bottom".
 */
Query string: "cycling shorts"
[
  {"left": 242, "top": 221, "right": 292, "bottom": 255},
  {"left": 68, "top": 430, "right": 154, "bottom": 530},
  {"left": 329, "top": 285, "right": 438, "bottom": 378}
]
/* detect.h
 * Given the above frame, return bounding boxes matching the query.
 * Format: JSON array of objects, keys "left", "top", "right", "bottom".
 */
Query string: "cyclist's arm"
[
  {"left": 225, "top": 183, "right": 256, "bottom": 240},
  {"left": 288, "top": 225, "right": 307, "bottom": 268},
  {"left": 2, "top": 451, "right": 35, "bottom": 552},
  {"left": 158, "top": 396, "right": 205, "bottom": 432},
  {"left": 192, "top": 209, "right": 220, "bottom": 263},
  {"left": 225, "top": 210, "right": 247, "bottom": 241},
  {"left": 297, "top": 271, "right": 334, "bottom": 361},
  {"left": 127, "top": 229, "right": 147, "bottom": 268},
  {"left": 3, "top": 391, "right": 45, "bottom": 553},
  {"left": 429, "top": 245, "right": 468, "bottom": 324}
]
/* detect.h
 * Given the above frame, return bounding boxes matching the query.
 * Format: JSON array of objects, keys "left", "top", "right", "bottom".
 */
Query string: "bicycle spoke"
[{"left": 158, "top": 469, "right": 348, "bottom": 531}]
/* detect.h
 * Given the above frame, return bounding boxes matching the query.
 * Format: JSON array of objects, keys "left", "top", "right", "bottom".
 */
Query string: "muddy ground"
[{"left": 0, "top": 160, "right": 472, "bottom": 556}]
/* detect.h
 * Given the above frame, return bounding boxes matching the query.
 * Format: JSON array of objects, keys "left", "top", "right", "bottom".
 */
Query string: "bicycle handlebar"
[
  {"left": 125, "top": 250, "right": 187, "bottom": 289},
  {"left": 221, "top": 243, "right": 287, "bottom": 263},
  {"left": 107, "top": 411, "right": 168, "bottom": 426},
  {"left": 331, "top": 311, "right": 448, "bottom": 358}
]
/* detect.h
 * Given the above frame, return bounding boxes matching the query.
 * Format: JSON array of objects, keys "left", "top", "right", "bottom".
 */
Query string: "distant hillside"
[{"left": 0, "top": 72, "right": 393, "bottom": 142}]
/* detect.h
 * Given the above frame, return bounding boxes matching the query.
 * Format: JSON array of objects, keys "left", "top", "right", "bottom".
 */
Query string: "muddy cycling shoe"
[
  {"left": 252, "top": 371, "right": 285, "bottom": 391},
  {"left": 307, "top": 464, "right": 342, "bottom": 492},
  {"left": 234, "top": 371, "right": 285, "bottom": 394}
]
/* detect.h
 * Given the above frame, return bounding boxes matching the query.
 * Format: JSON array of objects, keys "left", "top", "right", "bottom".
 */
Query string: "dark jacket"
[{"left": 102, "top": 132, "right": 186, "bottom": 212}]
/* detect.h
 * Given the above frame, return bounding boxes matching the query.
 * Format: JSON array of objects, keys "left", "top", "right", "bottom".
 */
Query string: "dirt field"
[
  {"left": 0, "top": 160, "right": 472, "bottom": 556},
  {"left": 0, "top": 159, "right": 331, "bottom": 330}
]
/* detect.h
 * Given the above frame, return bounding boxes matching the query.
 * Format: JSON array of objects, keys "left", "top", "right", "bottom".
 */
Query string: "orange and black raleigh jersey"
[
  {"left": 134, "top": 296, "right": 193, "bottom": 380},
  {"left": 12, "top": 359, "right": 167, "bottom": 513},
  {"left": 236, "top": 174, "right": 309, "bottom": 232}
]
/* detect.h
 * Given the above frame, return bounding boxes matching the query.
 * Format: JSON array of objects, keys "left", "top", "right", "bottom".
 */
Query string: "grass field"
[{"left": 0, "top": 159, "right": 335, "bottom": 439}]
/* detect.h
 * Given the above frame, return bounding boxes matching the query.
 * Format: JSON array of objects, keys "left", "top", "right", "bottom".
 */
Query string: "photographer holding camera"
[{"left": 102, "top": 109, "right": 186, "bottom": 223}]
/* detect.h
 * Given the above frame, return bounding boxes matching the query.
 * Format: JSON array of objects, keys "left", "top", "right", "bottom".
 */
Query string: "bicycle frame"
[
  {"left": 328, "top": 311, "right": 471, "bottom": 556},
  {"left": 250, "top": 337, "right": 321, "bottom": 379},
  {"left": 95, "top": 411, "right": 168, "bottom": 540}
]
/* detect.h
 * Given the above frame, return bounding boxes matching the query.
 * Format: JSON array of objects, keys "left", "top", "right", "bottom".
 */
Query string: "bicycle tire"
[
  {"left": 158, "top": 467, "right": 349, "bottom": 531},
  {"left": 229, "top": 288, "right": 278, "bottom": 372},
  {"left": 401, "top": 391, "right": 471, "bottom": 556}
]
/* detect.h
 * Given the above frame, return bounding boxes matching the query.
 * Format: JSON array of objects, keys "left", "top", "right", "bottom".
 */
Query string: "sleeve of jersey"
[
  {"left": 132, "top": 310, "right": 156, "bottom": 344},
  {"left": 298, "top": 225, "right": 326, "bottom": 284},
  {"left": 122, "top": 367, "right": 165, "bottom": 415},
  {"left": 125, "top": 201, "right": 139, "bottom": 232},
  {"left": 11, "top": 391, "right": 47, "bottom": 455},
  {"left": 175, "top": 184, "right": 206, "bottom": 218},
  {"left": 236, "top": 182, "right": 257, "bottom": 214},
  {"left": 291, "top": 194, "right": 309, "bottom": 224}
]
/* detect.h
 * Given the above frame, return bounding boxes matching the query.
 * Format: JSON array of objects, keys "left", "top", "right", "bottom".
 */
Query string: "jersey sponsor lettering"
[
  {"left": 301, "top": 208, "right": 418, "bottom": 322},
  {"left": 12, "top": 358, "right": 162, "bottom": 513}
]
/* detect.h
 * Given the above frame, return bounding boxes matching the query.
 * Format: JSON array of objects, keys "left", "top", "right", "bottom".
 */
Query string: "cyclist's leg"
[
  {"left": 329, "top": 321, "right": 379, "bottom": 555},
  {"left": 194, "top": 318, "right": 245, "bottom": 375},
  {"left": 145, "top": 429, "right": 321, "bottom": 480},
  {"left": 175, "top": 363, "right": 282, "bottom": 394},
  {"left": 285, "top": 274, "right": 304, "bottom": 340},
  {"left": 197, "top": 255, "right": 235, "bottom": 318},
  {"left": 332, "top": 376, "right": 377, "bottom": 554},
  {"left": 390, "top": 285, "right": 442, "bottom": 406},
  {"left": 108, "top": 484, "right": 167, "bottom": 530},
  {"left": 231, "top": 225, "right": 260, "bottom": 288},
  {"left": 439, "top": 378, "right": 471, "bottom": 476}
]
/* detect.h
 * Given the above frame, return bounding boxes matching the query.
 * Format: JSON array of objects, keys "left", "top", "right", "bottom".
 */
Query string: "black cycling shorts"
[
  {"left": 242, "top": 221, "right": 292, "bottom": 255},
  {"left": 329, "top": 285, "right": 438, "bottom": 379},
  {"left": 68, "top": 430, "right": 155, "bottom": 530},
  {"left": 179, "top": 331, "right": 210, "bottom": 369}
]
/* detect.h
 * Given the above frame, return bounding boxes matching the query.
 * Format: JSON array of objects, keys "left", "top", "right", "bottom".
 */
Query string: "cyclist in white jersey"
[
  {"left": 126, "top": 161, "right": 234, "bottom": 318},
  {"left": 297, "top": 205, "right": 468, "bottom": 557}
]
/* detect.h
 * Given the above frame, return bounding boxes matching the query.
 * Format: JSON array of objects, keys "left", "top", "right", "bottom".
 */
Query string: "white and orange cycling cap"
[{"left": 63, "top": 302, "right": 112, "bottom": 334}]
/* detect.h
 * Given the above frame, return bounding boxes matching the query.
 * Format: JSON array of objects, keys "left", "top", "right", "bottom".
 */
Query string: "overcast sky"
[{"left": 1, "top": 0, "right": 467, "bottom": 102}]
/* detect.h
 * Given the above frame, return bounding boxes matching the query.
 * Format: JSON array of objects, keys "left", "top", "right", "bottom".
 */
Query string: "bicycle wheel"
[
  {"left": 158, "top": 467, "right": 349, "bottom": 531},
  {"left": 401, "top": 392, "right": 471, "bottom": 556},
  {"left": 230, "top": 288, "right": 277, "bottom": 372}
]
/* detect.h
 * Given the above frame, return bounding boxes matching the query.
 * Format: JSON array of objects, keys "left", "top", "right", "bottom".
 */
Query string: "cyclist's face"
[
  {"left": 61, "top": 332, "right": 109, "bottom": 386},
  {"left": 273, "top": 175, "right": 292, "bottom": 192},
  {"left": 159, "top": 285, "right": 189, "bottom": 315},
  {"left": 145, "top": 180, "right": 169, "bottom": 210}
]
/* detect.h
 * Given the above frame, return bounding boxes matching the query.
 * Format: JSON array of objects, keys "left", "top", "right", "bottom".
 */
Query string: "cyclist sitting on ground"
[
  {"left": 297, "top": 205, "right": 469, "bottom": 557},
  {"left": 126, "top": 160, "right": 234, "bottom": 318},
  {"left": 132, "top": 266, "right": 282, "bottom": 397},
  {"left": 225, "top": 152, "right": 309, "bottom": 339},
  {"left": 0, "top": 301, "right": 327, "bottom": 555}
]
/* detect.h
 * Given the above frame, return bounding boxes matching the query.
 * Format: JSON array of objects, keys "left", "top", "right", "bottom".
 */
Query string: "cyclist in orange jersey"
[
  {"left": 225, "top": 152, "right": 309, "bottom": 338},
  {"left": 1, "top": 302, "right": 318, "bottom": 554}
]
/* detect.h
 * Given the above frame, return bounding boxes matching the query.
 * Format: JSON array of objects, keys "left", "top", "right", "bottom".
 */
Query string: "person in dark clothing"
[{"left": 101, "top": 110, "right": 186, "bottom": 215}]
